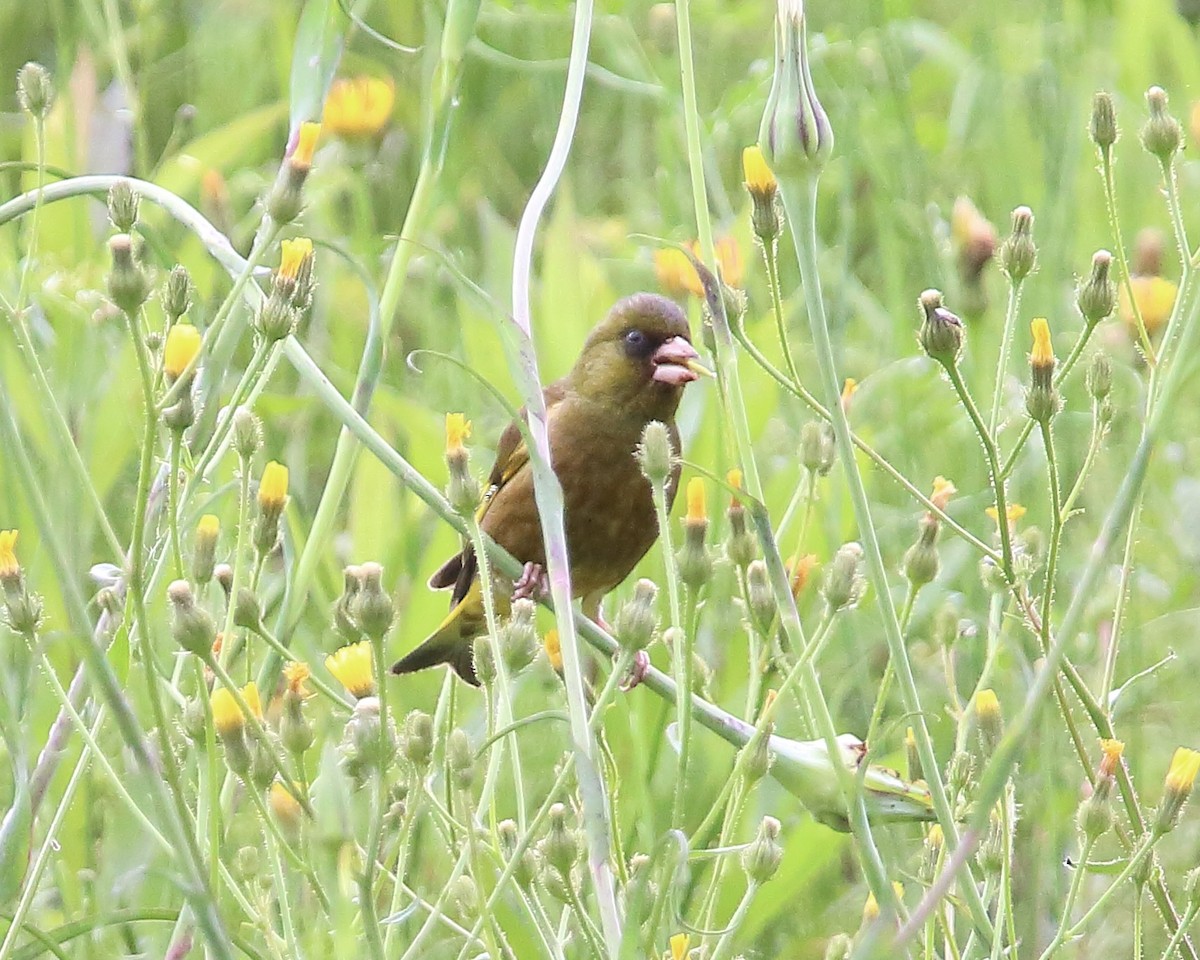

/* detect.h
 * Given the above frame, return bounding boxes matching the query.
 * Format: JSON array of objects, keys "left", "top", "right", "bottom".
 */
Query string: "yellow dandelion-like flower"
[
  {"left": 284, "top": 661, "right": 311, "bottom": 697},
  {"left": 1099, "top": 739, "right": 1124, "bottom": 778},
  {"left": 742, "top": 144, "right": 777, "bottom": 200},
  {"left": 291, "top": 122, "right": 321, "bottom": 171},
  {"left": 197, "top": 514, "right": 219, "bottom": 540},
  {"left": 713, "top": 236, "right": 743, "bottom": 289},
  {"left": 1029, "top": 318, "right": 1055, "bottom": 369},
  {"left": 0, "top": 529, "right": 19, "bottom": 583},
  {"left": 1119, "top": 275, "right": 1177, "bottom": 339},
  {"left": 270, "top": 781, "right": 304, "bottom": 830},
  {"left": 210, "top": 682, "right": 261, "bottom": 736},
  {"left": 685, "top": 478, "right": 706, "bottom": 524},
  {"left": 974, "top": 689, "right": 1001, "bottom": 724},
  {"left": 841, "top": 377, "right": 858, "bottom": 412},
  {"left": 669, "top": 932, "right": 690, "bottom": 960},
  {"left": 445, "top": 413, "right": 472, "bottom": 456},
  {"left": 325, "top": 640, "right": 376, "bottom": 699},
  {"left": 322, "top": 76, "right": 396, "bottom": 139},
  {"left": 654, "top": 247, "right": 704, "bottom": 300},
  {"left": 543, "top": 629, "right": 563, "bottom": 672},
  {"left": 163, "top": 323, "right": 203, "bottom": 380},
  {"left": 258, "top": 461, "right": 289, "bottom": 513},
  {"left": 726, "top": 468, "right": 743, "bottom": 490},
  {"left": 986, "top": 504, "right": 1026, "bottom": 526},
  {"left": 1165, "top": 747, "right": 1200, "bottom": 796},
  {"left": 278, "top": 237, "right": 314, "bottom": 282},
  {"left": 929, "top": 476, "right": 957, "bottom": 512}
]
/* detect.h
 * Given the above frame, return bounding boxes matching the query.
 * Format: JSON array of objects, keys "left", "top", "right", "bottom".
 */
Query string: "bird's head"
[{"left": 570, "top": 293, "right": 711, "bottom": 421}]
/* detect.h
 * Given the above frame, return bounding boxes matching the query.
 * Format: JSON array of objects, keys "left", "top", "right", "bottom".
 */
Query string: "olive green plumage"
[{"left": 391, "top": 292, "right": 705, "bottom": 685}]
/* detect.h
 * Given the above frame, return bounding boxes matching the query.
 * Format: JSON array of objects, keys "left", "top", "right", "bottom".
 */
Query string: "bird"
[{"left": 391, "top": 292, "right": 710, "bottom": 685}]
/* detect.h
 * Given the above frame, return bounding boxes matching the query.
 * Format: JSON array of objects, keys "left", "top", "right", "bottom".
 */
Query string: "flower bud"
[
  {"left": 799, "top": 421, "right": 834, "bottom": 476},
  {"left": 281, "top": 663, "right": 314, "bottom": 756},
  {"left": 724, "top": 470, "right": 756, "bottom": 569},
  {"left": 947, "top": 750, "right": 974, "bottom": 797},
  {"left": 181, "top": 696, "right": 207, "bottom": 743},
  {"left": 250, "top": 735, "right": 278, "bottom": 792},
  {"left": 905, "top": 726, "right": 922, "bottom": 782},
  {"left": 920, "top": 824, "right": 943, "bottom": 883},
  {"left": 447, "top": 728, "right": 475, "bottom": 792},
  {"left": 742, "top": 145, "right": 781, "bottom": 244},
  {"left": 823, "top": 934, "right": 852, "bottom": 960},
  {"left": 400, "top": 710, "right": 434, "bottom": 769},
  {"left": 340, "top": 696, "right": 389, "bottom": 782},
  {"left": 902, "top": 515, "right": 940, "bottom": 588},
  {"left": 270, "top": 782, "right": 304, "bottom": 834},
  {"left": 917, "top": 289, "right": 964, "bottom": 366},
  {"left": 978, "top": 811, "right": 1006, "bottom": 876},
  {"left": 266, "top": 122, "right": 320, "bottom": 224},
  {"left": 449, "top": 875, "right": 479, "bottom": 916},
  {"left": 999, "top": 206, "right": 1037, "bottom": 283},
  {"left": 214, "top": 563, "right": 234, "bottom": 598},
  {"left": 234, "top": 846, "right": 260, "bottom": 881},
  {"left": 540, "top": 803, "right": 581, "bottom": 877},
  {"left": 614, "top": 579, "right": 658, "bottom": 652},
  {"left": 334, "top": 565, "right": 364, "bottom": 644},
  {"left": 233, "top": 587, "right": 262, "bottom": 631},
  {"left": 824, "top": 542, "right": 865, "bottom": 611},
  {"left": 107, "top": 235, "right": 150, "bottom": 315},
  {"left": 741, "top": 815, "right": 783, "bottom": 883},
  {"left": 758, "top": 0, "right": 834, "bottom": 177},
  {"left": 1076, "top": 250, "right": 1116, "bottom": 326},
  {"left": 1141, "top": 86, "right": 1182, "bottom": 163},
  {"left": 354, "top": 562, "right": 394, "bottom": 641},
  {"left": 745, "top": 560, "right": 775, "bottom": 633},
  {"left": 1090, "top": 91, "right": 1118, "bottom": 153},
  {"left": 17, "top": 62, "right": 54, "bottom": 119},
  {"left": 168, "top": 579, "right": 216, "bottom": 657},
  {"left": 973, "top": 689, "right": 1003, "bottom": 757},
  {"left": 255, "top": 461, "right": 289, "bottom": 556},
  {"left": 472, "top": 636, "right": 497, "bottom": 686},
  {"left": 499, "top": 598, "right": 538, "bottom": 674},
  {"left": 255, "top": 296, "right": 297, "bottom": 343},
  {"left": 231, "top": 408, "right": 262, "bottom": 461},
  {"left": 676, "top": 478, "right": 712, "bottom": 590},
  {"left": 161, "top": 265, "right": 194, "bottom": 321},
  {"left": 1087, "top": 351, "right": 1113, "bottom": 402},
  {"left": 1154, "top": 747, "right": 1200, "bottom": 835},
  {"left": 1026, "top": 318, "right": 1060, "bottom": 423},
  {"left": 637, "top": 420, "right": 676, "bottom": 487},
  {"left": 193, "top": 515, "right": 220, "bottom": 585},
  {"left": 107, "top": 180, "right": 140, "bottom": 233}
]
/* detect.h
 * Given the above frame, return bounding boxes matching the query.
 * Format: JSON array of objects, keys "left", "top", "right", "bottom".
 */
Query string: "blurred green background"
[{"left": 2, "top": 0, "right": 1200, "bottom": 955}]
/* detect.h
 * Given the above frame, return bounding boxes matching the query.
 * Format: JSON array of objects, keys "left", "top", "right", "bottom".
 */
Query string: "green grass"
[{"left": 1, "top": 0, "right": 1200, "bottom": 957}]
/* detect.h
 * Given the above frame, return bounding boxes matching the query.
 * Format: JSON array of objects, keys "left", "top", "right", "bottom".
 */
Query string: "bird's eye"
[{"left": 623, "top": 328, "right": 652, "bottom": 357}]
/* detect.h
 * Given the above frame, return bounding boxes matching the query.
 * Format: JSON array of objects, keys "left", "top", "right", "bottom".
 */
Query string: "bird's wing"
[{"left": 428, "top": 380, "right": 570, "bottom": 608}]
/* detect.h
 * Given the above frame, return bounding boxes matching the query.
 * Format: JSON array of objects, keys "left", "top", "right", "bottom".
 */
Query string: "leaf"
[{"left": 289, "top": 0, "right": 349, "bottom": 131}]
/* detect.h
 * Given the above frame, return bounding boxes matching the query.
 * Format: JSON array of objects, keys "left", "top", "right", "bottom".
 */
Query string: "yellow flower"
[
  {"left": 322, "top": 76, "right": 396, "bottom": 139},
  {"left": 929, "top": 476, "right": 957, "bottom": 512},
  {"left": 291, "top": 122, "right": 321, "bottom": 171},
  {"left": 654, "top": 247, "right": 704, "bottom": 299},
  {"left": 163, "top": 323, "right": 202, "bottom": 380},
  {"left": 669, "top": 932, "right": 690, "bottom": 960},
  {"left": 211, "top": 682, "right": 262, "bottom": 736},
  {"left": 926, "top": 823, "right": 943, "bottom": 848},
  {"left": 841, "top": 377, "right": 858, "bottom": 412},
  {"left": 1165, "top": 747, "right": 1200, "bottom": 796},
  {"left": 258, "top": 461, "right": 289, "bottom": 513},
  {"left": 1029, "top": 318, "right": 1055, "bottom": 369},
  {"left": 1119, "top": 275, "right": 1177, "bottom": 338},
  {"left": 986, "top": 504, "right": 1026, "bottom": 526},
  {"left": 197, "top": 514, "right": 219, "bottom": 540},
  {"left": 0, "top": 529, "right": 19, "bottom": 583},
  {"left": 713, "top": 236, "right": 743, "bottom": 289},
  {"left": 742, "top": 144, "right": 777, "bottom": 200},
  {"left": 445, "top": 413, "right": 472, "bottom": 456},
  {"left": 543, "top": 629, "right": 563, "bottom": 672},
  {"left": 786, "top": 554, "right": 817, "bottom": 599},
  {"left": 270, "top": 781, "right": 304, "bottom": 830},
  {"left": 862, "top": 882, "right": 905, "bottom": 924},
  {"left": 284, "top": 661, "right": 311, "bottom": 697},
  {"left": 1099, "top": 739, "right": 1124, "bottom": 779},
  {"left": 685, "top": 478, "right": 706, "bottom": 524},
  {"left": 726, "top": 468, "right": 743, "bottom": 490},
  {"left": 278, "top": 237, "right": 314, "bottom": 282},
  {"left": 325, "top": 640, "right": 376, "bottom": 699},
  {"left": 974, "top": 689, "right": 1001, "bottom": 726}
]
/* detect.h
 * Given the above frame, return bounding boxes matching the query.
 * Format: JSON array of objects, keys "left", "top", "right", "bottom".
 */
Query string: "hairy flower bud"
[
  {"left": 400, "top": 710, "right": 434, "bottom": 769},
  {"left": 999, "top": 206, "right": 1037, "bottom": 283},
  {"left": 107, "top": 235, "right": 150, "bottom": 316},
  {"left": 746, "top": 560, "right": 775, "bottom": 633},
  {"left": 231, "top": 407, "right": 262, "bottom": 460},
  {"left": 540, "top": 803, "right": 582, "bottom": 878},
  {"left": 799, "top": 421, "right": 835, "bottom": 476},
  {"left": 168, "top": 579, "right": 216, "bottom": 657},
  {"left": 1077, "top": 250, "right": 1116, "bottom": 326},
  {"left": 902, "top": 515, "right": 940, "bottom": 588},
  {"left": 1090, "top": 91, "right": 1118, "bottom": 153},
  {"left": 1087, "top": 351, "right": 1113, "bottom": 402},
  {"left": 447, "top": 728, "right": 475, "bottom": 792},
  {"left": 107, "top": 180, "right": 140, "bottom": 233},
  {"left": 917, "top": 289, "right": 964, "bottom": 366},
  {"left": 1141, "top": 86, "right": 1183, "bottom": 163},
  {"left": 354, "top": 562, "right": 394, "bottom": 641},
  {"left": 17, "top": 62, "right": 54, "bottom": 119},
  {"left": 824, "top": 542, "right": 865, "bottom": 611},
  {"left": 499, "top": 598, "right": 538, "bottom": 674},
  {"left": 741, "top": 815, "right": 784, "bottom": 883},
  {"left": 162, "top": 265, "right": 194, "bottom": 321},
  {"left": 614, "top": 579, "right": 659, "bottom": 652},
  {"left": 637, "top": 420, "right": 676, "bottom": 487}
]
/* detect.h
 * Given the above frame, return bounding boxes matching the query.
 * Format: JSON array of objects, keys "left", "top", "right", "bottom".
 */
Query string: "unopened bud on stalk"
[
  {"left": 637, "top": 420, "right": 676, "bottom": 487},
  {"left": 447, "top": 729, "right": 475, "bottom": 791},
  {"left": 1077, "top": 250, "right": 1116, "bottom": 326},
  {"left": 979, "top": 811, "right": 1006, "bottom": 875},
  {"left": 824, "top": 542, "right": 865, "bottom": 611},
  {"left": 472, "top": 636, "right": 496, "bottom": 686},
  {"left": 168, "top": 579, "right": 216, "bottom": 657},
  {"left": 724, "top": 469, "right": 756, "bottom": 568},
  {"left": 16, "top": 62, "right": 54, "bottom": 119},
  {"left": 281, "top": 662, "right": 314, "bottom": 756},
  {"left": 354, "top": 562, "right": 394, "bottom": 641},
  {"left": 1079, "top": 739, "right": 1124, "bottom": 840},
  {"left": 231, "top": 407, "right": 262, "bottom": 460},
  {"left": 1087, "top": 351, "right": 1113, "bottom": 402},
  {"left": 400, "top": 710, "right": 434, "bottom": 769},
  {"left": 973, "top": 689, "right": 1003, "bottom": 757},
  {"left": 334, "top": 565, "right": 363, "bottom": 644},
  {"left": 758, "top": 0, "right": 834, "bottom": 177},
  {"left": 1141, "top": 86, "right": 1183, "bottom": 163},
  {"left": 444, "top": 413, "right": 478, "bottom": 514},
  {"left": 741, "top": 815, "right": 784, "bottom": 883},
  {"left": 541, "top": 803, "right": 582, "bottom": 877},
  {"left": 614, "top": 579, "right": 659, "bottom": 652},
  {"left": 233, "top": 588, "right": 262, "bottom": 631},
  {"left": 107, "top": 235, "right": 150, "bottom": 316},
  {"left": 1090, "top": 91, "right": 1118, "bottom": 153},
  {"left": 214, "top": 563, "right": 234, "bottom": 598},
  {"left": 1026, "top": 318, "right": 1060, "bottom": 423},
  {"left": 162, "top": 265, "right": 194, "bottom": 321},
  {"left": 917, "top": 289, "right": 964, "bottom": 366},
  {"left": 677, "top": 478, "right": 713, "bottom": 590},
  {"left": 254, "top": 461, "right": 289, "bottom": 556},
  {"left": 746, "top": 560, "right": 775, "bottom": 632},
  {"left": 920, "top": 824, "right": 943, "bottom": 883},
  {"left": 1154, "top": 747, "right": 1200, "bottom": 835},
  {"left": 107, "top": 180, "right": 140, "bottom": 233},
  {"left": 742, "top": 145, "right": 782, "bottom": 244},
  {"left": 999, "top": 206, "right": 1037, "bottom": 283},
  {"left": 799, "top": 421, "right": 834, "bottom": 476},
  {"left": 499, "top": 598, "right": 538, "bottom": 674},
  {"left": 192, "top": 515, "right": 219, "bottom": 585},
  {"left": 902, "top": 515, "right": 940, "bottom": 588},
  {"left": 266, "top": 122, "right": 321, "bottom": 224}
]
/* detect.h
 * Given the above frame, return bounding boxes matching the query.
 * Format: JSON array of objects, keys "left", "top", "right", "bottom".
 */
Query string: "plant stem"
[
  {"left": 989, "top": 278, "right": 1025, "bottom": 437},
  {"left": 1102, "top": 151, "right": 1156, "bottom": 363}
]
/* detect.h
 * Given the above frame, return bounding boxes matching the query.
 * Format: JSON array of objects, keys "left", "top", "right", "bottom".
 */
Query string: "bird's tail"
[{"left": 390, "top": 582, "right": 485, "bottom": 686}]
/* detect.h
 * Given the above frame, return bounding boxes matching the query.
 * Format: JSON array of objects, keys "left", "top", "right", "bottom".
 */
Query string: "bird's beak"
[{"left": 651, "top": 337, "right": 714, "bottom": 384}]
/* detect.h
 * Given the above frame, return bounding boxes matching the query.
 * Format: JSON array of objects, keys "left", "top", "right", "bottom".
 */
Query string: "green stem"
[
  {"left": 864, "top": 583, "right": 918, "bottom": 750},
  {"left": 654, "top": 481, "right": 689, "bottom": 829},
  {"left": 1059, "top": 400, "right": 1103, "bottom": 522},
  {"left": 989, "top": 279, "right": 1025, "bottom": 437},
  {"left": 167, "top": 435, "right": 185, "bottom": 580},
  {"left": 780, "top": 179, "right": 989, "bottom": 936},
  {"left": 1036, "top": 835, "right": 1096, "bottom": 960},
  {"left": 1059, "top": 832, "right": 1160, "bottom": 949},
  {"left": 707, "top": 881, "right": 760, "bottom": 960},
  {"left": 1161, "top": 906, "right": 1200, "bottom": 960},
  {"left": 219, "top": 458, "right": 253, "bottom": 671},
  {"left": 942, "top": 361, "right": 1015, "bottom": 581},
  {"left": 763, "top": 238, "right": 799, "bottom": 384},
  {"left": 1102, "top": 151, "right": 1156, "bottom": 362}
]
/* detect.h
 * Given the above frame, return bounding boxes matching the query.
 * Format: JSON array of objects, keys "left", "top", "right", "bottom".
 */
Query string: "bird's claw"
[
  {"left": 619, "top": 650, "right": 650, "bottom": 691},
  {"left": 512, "top": 562, "right": 550, "bottom": 603}
]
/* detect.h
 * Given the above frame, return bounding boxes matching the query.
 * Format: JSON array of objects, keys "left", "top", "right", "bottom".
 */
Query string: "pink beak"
[{"left": 651, "top": 336, "right": 711, "bottom": 385}]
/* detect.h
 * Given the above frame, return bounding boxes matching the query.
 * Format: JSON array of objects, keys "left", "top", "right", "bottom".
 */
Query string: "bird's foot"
[
  {"left": 619, "top": 650, "right": 650, "bottom": 691},
  {"left": 512, "top": 562, "right": 550, "bottom": 602}
]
